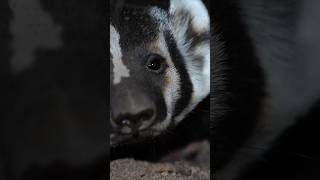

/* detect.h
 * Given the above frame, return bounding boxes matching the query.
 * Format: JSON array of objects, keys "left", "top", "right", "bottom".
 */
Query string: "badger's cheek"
[{"left": 151, "top": 66, "right": 181, "bottom": 132}]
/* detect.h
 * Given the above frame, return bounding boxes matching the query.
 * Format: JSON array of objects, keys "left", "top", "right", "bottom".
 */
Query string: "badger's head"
[{"left": 110, "top": 0, "right": 210, "bottom": 146}]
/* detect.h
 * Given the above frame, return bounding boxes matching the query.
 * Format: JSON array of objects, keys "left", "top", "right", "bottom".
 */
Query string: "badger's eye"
[{"left": 145, "top": 54, "right": 166, "bottom": 73}]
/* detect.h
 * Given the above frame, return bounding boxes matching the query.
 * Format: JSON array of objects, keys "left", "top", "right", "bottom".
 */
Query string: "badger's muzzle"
[{"left": 110, "top": 85, "right": 156, "bottom": 137}]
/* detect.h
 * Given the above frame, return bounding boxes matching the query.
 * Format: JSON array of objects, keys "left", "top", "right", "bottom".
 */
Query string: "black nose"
[{"left": 113, "top": 109, "right": 154, "bottom": 135}]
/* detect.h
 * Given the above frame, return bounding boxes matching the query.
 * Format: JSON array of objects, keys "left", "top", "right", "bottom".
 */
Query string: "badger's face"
[{"left": 110, "top": 0, "right": 210, "bottom": 146}]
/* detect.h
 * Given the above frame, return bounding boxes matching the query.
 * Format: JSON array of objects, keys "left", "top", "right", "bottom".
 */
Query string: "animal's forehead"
[{"left": 112, "top": 6, "right": 165, "bottom": 47}]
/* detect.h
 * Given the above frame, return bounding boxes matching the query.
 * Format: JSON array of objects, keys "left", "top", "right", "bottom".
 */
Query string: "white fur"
[
  {"left": 110, "top": 24, "right": 130, "bottom": 85},
  {"left": 148, "top": 7, "right": 169, "bottom": 30},
  {"left": 169, "top": 0, "right": 210, "bottom": 124},
  {"left": 175, "top": 43, "right": 210, "bottom": 123},
  {"left": 170, "top": 0, "right": 209, "bottom": 33},
  {"left": 148, "top": 0, "right": 210, "bottom": 130}
]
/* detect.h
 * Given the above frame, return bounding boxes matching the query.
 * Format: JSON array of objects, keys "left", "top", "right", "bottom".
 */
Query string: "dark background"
[{"left": 0, "top": 0, "right": 108, "bottom": 180}]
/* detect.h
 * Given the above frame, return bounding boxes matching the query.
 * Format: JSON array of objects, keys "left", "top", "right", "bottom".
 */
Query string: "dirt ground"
[
  {"left": 110, "top": 141, "right": 210, "bottom": 180},
  {"left": 111, "top": 159, "right": 210, "bottom": 180}
]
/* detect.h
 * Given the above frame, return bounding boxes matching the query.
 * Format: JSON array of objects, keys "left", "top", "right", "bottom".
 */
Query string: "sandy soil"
[
  {"left": 111, "top": 141, "right": 210, "bottom": 180},
  {"left": 111, "top": 159, "right": 210, "bottom": 180}
]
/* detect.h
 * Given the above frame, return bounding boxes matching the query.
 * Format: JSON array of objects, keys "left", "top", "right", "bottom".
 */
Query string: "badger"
[
  {"left": 110, "top": 0, "right": 320, "bottom": 179},
  {"left": 110, "top": 0, "right": 210, "bottom": 160}
]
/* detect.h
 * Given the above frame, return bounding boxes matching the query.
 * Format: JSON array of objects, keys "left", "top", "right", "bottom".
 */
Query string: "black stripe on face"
[
  {"left": 151, "top": 84, "right": 168, "bottom": 124},
  {"left": 163, "top": 30, "right": 193, "bottom": 118}
]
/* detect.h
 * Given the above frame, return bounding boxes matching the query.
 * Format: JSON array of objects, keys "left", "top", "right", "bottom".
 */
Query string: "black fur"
[
  {"left": 110, "top": 1, "right": 209, "bottom": 161},
  {"left": 111, "top": 96, "right": 209, "bottom": 161},
  {"left": 212, "top": 0, "right": 266, "bottom": 170},
  {"left": 240, "top": 99, "right": 320, "bottom": 179},
  {"left": 212, "top": 0, "right": 320, "bottom": 179},
  {"left": 163, "top": 30, "right": 193, "bottom": 118}
]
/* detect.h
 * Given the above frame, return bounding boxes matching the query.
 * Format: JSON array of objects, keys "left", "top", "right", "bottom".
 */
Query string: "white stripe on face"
[{"left": 110, "top": 24, "right": 130, "bottom": 85}]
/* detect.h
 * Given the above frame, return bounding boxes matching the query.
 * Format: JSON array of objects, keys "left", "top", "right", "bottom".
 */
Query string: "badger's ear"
[{"left": 169, "top": 0, "right": 209, "bottom": 36}]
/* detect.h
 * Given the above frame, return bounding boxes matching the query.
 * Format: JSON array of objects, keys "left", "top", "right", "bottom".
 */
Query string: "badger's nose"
[
  {"left": 110, "top": 86, "right": 156, "bottom": 136},
  {"left": 113, "top": 109, "right": 155, "bottom": 136}
]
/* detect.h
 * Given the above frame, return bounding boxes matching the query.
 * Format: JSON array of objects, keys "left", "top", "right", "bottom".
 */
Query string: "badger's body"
[{"left": 213, "top": 0, "right": 320, "bottom": 179}]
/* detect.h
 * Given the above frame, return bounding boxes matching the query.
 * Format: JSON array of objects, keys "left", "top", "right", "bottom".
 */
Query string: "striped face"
[{"left": 110, "top": 0, "right": 210, "bottom": 146}]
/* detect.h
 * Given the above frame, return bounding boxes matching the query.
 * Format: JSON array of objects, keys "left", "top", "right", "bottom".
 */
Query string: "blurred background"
[{"left": 0, "top": 0, "right": 107, "bottom": 179}]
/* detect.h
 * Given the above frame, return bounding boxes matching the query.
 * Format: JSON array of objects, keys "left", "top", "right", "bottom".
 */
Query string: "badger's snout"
[{"left": 111, "top": 88, "right": 156, "bottom": 137}]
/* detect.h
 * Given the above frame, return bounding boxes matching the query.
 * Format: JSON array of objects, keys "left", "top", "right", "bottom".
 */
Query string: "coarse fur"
[
  {"left": 110, "top": 0, "right": 210, "bottom": 160},
  {"left": 213, "top": 0, "right": 320, "bottom": 179},
  {"left": 110, "top": 0, "right": 320, "bottom": 179}
]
